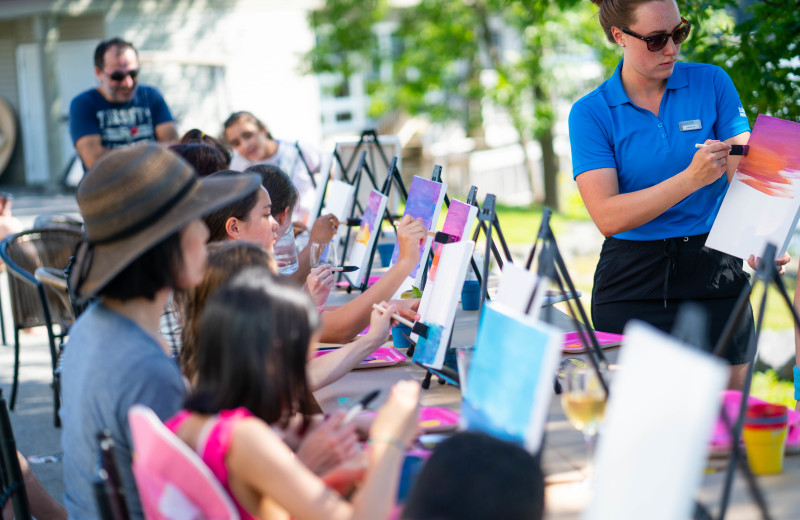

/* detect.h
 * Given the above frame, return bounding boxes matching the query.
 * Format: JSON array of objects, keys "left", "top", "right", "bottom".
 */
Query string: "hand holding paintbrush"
[
  {"left": 392, "top": 220, "right": 459, "bottom": 244},
  {"left": 373, "top": 303, "right": 432, "bottom": 338}
]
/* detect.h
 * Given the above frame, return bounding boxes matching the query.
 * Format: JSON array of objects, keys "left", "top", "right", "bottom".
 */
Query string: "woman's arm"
[
  {"left": 227, "top": 381, "right": 419, "bottom": 520},
  {"left": 307, "top": 304, "right": 395, "bottom": 391},
  {"left": 576, "top": 140, "right": 731, "bottom": 237},
  {"left": 319, "top": 216, "right": 427, "bottom": 343},
  {"left": 723, "top": 131, "right": 750, "bottom": 183}
]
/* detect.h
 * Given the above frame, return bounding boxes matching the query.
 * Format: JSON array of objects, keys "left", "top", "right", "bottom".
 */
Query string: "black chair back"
[
  {"left": 0, "top": 391, "right": 31, "bottom": 519},
  {"left": 93, "top": 430, "right": 131, "bottom": 520},
  {"left": 0, "top": 227, "right": 83, "bottom": 426}
]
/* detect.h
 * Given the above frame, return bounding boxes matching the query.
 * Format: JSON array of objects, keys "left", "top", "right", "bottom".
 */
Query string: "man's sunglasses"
[
  {"left": 622, "top": 18, "right": 691, "bottom": 52},
  {"left": 105, "top": 69, "right": 139, "bottom": 82}
]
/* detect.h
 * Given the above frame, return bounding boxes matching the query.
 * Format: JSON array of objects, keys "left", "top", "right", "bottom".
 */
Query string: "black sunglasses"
[
  {"left": 105, "top": 69, "right": 139, "bottom": 82},
  {"left": 622, "top": 17, "right": 691, "bottom": 52}
]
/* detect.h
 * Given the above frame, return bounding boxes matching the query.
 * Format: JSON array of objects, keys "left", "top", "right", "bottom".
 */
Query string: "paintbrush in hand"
[{"left": 373, "top": 303, "right": 431, "bottom": 338}]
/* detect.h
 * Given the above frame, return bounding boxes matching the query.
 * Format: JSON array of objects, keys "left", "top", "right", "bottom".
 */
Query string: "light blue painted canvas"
[{"left": 463, "top": 302, "right": 562, "bottom": 453}]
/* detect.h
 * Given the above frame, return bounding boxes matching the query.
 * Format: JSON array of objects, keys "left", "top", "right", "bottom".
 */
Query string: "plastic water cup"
[
  {"left": 743, "top": 402, "right": 788, "bottom": 475},
  {"left": 274, "top": 227, "right": 299, "bottom": 275}
]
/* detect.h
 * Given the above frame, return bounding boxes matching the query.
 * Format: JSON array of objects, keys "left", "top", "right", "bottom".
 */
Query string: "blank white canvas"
[
  {"left": 414, "top": 240, "right": 475, "bottom": 368},
  {"left": 584, "top": 321, "right": 728, "bottom": 520},
  {"left": 707, "top": 176, "right": 800, "bottom": 260},
  {"left": 345, "top": 190, "right": 389, "bottom": 287},
  {"left": 322, "top": 180, "right": 356, "bottom": 240},
  {"left": 496, "top": 263, "right": 545, "bottom": 320}
]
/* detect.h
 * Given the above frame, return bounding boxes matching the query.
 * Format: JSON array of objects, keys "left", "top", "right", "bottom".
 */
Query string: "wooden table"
[{"left": 315, "top": 290, "right": 800, "bottom": 519}]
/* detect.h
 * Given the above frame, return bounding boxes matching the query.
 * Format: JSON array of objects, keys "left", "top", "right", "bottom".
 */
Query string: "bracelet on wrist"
[
  {"left": 368, "top": 436, "right": 406, "bottom": 453},
  {"left": 793, "top": 366, "right": 800, "bottom": 401}
]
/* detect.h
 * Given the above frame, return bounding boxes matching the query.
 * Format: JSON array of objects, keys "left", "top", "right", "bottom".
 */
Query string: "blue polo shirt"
[{"left": 569, "top": 61, "right": 750, "bottom": 240}]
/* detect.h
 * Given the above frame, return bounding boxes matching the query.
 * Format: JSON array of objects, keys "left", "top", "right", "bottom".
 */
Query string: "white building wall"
[{"left": 105, "top": 2, "right": 323, "bottom": 145}]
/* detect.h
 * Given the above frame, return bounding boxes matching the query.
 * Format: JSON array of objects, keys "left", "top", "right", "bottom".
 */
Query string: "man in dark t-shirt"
[{"left": 69, "top": 37, "right": 177, "bottom": 169}]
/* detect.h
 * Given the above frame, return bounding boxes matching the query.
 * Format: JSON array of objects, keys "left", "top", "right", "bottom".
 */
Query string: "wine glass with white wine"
[{"left": 560, "top": 362, "right": 610, "bottom": 482}]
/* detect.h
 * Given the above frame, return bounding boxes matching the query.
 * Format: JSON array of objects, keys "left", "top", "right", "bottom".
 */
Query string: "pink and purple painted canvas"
[
  {"left": 390, "top": 176, "right": 446, "bottom": 279},
  {"left": 706, "top": 115, "right": 800, "bottom": 260},
  {"left": 428, "top": 199, "right": 477, "bottom": 282}
]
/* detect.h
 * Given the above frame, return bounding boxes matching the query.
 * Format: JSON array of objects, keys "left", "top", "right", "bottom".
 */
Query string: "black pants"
[{"left": 591, "top": 234, "right": 754, "bottom": 365}]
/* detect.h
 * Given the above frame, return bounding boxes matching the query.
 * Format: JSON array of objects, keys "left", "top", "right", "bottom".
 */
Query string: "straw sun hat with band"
[{"left": 70, "top": 143, "right": 260, "bottom": 299}]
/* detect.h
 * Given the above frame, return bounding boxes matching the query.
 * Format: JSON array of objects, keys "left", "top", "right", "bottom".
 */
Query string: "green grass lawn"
[{"left": 752, "top": 370, "right": 796, "bottom": 408}]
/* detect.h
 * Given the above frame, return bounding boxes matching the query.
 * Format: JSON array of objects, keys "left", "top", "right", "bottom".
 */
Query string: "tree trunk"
[{"left": 538, "top": 125, "right": 559, "bottom": 210}]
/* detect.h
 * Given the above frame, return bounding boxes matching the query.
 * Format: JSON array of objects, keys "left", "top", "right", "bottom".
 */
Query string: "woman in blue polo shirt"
[{"left": 569, "top": 0, "right": 787, "bottom": 387}]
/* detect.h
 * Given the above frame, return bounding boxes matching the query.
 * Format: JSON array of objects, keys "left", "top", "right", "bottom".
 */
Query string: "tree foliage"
[
  {"left": 683, "top": 0, "right": 800, "bottom": 123},
  {"left": 306, "top": 0, "right": 800, "bottom": 210}
]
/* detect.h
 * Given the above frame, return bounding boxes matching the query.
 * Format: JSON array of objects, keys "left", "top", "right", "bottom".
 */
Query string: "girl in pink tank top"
[{"left": 167, "top": 268, "right": 420, "bottom": 520}]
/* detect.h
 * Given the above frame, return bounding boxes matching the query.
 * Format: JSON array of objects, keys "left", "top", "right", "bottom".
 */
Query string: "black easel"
[
  {"left": 712, "top": 243, "right": 786, "bottom": 520},
  {"left": 473, "top": 194, "right": 514, "bottom": 311},
  {"left": 311, "top": 154, "right": 333, "bottom": 220},
  {"left": 339, "top": 156, "right": 403, "bottom": 293},
  {"left": 294, "top": 141, "right": 316, "bottom": 188},
  {"left": 527, "top": 208, "right": 610, "bottom": 397},
  {"left": 333, "top": 130, "right": 408, "bottom": 201}
]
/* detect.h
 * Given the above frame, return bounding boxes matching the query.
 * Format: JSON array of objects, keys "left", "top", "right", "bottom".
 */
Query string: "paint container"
[
  {"left": 392, "top": 323, "right": 413, "bottom": 350},
  {"left": 378, "top": 243, "right": 394, "bottom": 267},
  {"left": 461, "top": 280, "right": 481, "bottom": 311},
  {"left": 743, "top": 402, "right": 788, "bottom": 475}
]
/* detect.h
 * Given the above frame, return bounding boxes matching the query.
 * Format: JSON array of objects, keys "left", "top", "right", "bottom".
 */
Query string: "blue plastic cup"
[
  {"left": 392, "top": 323, "right": 413, "bottom": 349},
  {"left": 378, "top": 243, "right": 394, "bottom": 267},
  {"left": 461, "top": 280, "right": 481, "bottom": 311}
]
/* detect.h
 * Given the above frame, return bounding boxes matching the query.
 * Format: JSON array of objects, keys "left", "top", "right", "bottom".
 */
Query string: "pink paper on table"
[
  {"left": 336, "top": 274, "right": 382, "bottom": 288},
  {"left": 562, "top": 331, "right": 624, "bottom": 352},
  {"left": 315, "top": 346, "right": 406, "bottom": 368},
  {"left": 364, "top": 406, "right": 459, "bottom": 433}
]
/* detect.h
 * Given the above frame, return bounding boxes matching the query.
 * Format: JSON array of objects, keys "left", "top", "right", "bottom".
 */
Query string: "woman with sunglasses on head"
[{"left": 570, "top": 0, "right": 789, "bottom": 388}]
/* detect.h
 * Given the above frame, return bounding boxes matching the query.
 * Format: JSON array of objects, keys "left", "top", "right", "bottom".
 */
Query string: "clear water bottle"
[{"left": 274, "top": 226, "right": 299, "bottom": 275}]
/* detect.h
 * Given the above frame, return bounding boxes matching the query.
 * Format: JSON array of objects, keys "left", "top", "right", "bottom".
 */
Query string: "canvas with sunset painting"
[{"left": 706, "top": 115, "right": 800, "bottom": 260}]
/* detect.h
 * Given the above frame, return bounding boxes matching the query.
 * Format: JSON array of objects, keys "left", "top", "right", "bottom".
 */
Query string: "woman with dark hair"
[
  {"left": 569, "top": 0, "right": 790, "bottom": 388},
  {"left": 178, "top": 241, "right": 395, "bottom": 479},
  {"left": 203, "top": 170, "right": 280, "bottom": 252},
  {"left": 167, "top": 268, "right": 420, "bottom": 520},
  {"left": 223, "top": 111, "right": 321, "bottom": 223},
  {"left": 169, "top": 142, "right": 228, "bottom": 177},
  {"left": 61, "top": 144, "right": 259, "bottom": 518},
  {"left": 246, "top": 163, "right": 340, "bottom": 291},
  {"left": 180, "top": 128, "right": 232, "bottom": 165}
]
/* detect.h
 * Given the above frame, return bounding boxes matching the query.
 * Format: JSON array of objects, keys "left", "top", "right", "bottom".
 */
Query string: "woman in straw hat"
[{"left": 60, "top": 143, "right": 259, "bottom": 520}]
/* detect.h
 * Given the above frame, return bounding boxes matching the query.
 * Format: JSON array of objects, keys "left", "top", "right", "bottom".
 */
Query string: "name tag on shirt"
[{"left": 679, "top": 119, "right": 702, "bottom": 131}]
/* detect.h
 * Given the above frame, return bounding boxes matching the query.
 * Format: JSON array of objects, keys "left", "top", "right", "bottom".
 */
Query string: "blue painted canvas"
[{"left": 463, "top": 302, "right": 562, "bottom": 453}]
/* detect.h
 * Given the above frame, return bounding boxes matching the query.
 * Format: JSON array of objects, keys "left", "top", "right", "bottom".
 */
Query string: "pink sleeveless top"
[{"left": 166, "top": 407, "right": 256, "bottom": 520}]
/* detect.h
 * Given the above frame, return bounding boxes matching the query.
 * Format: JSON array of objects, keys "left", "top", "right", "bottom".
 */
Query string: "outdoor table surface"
[{"left": 315, "top": 284, "right": 799, "bottom": 520}]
